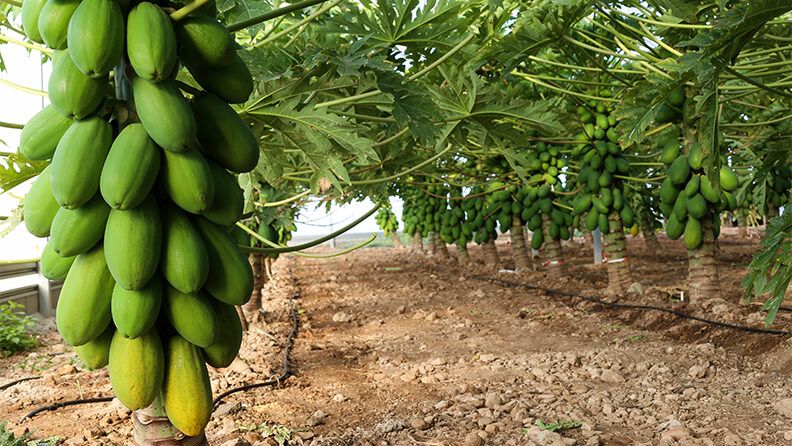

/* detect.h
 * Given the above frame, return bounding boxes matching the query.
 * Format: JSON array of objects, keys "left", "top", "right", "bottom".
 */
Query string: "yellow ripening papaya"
[
  {"left": 160, "top": 205, "right": 209, "bottom": 294},
  {"left": 37, "top": 0, "right": 80, "bottom": 50},
  {"left": 127, "top": 2, "right": 177, "bottom": 82},
  {"left": 56, "top": 244, "right": 115, "bottom": 346},
  {"left": 163, "top": 334, "right": 213, "bottom": 437},
  {"left": 186, "top": 55, "right": 253, "bottom": 104},
  {"left": 202, "top": 160, "right": 244, "bottom": 227},
  {"left": 132, "top": 77, "right": 197, "bottom": 152},
  {"left": 100, "top": 124, "right": 161, "bottom": 210},
  {"left": 109, "top": 328, "right": 164, "bottom": 411},
  {"left": 50, "top": 116, "right": 113, "bottom": 209},
  {"left": 74, "top": 324, "right": 113, "bottom": 370},
  {"left": 163, "top": 286, "right": 217, "bottom": 348},
  {"left": 40, "top": 239, "right": 76, "bottom": 280},
  {"left": 104, "top": 196, "right": 162, "bottom": 290},
  {"left": 23, "top": 165, "right": 59, "bottom": 237},
  {"left": 193, "top": 217, "right": 253, "bottom": 305},
  {"left": 48, "top": 50, "right": 108, "bottom": 120},
  {"left": 175, "top": 15, "right": 236, "bottom": 68},
  {"left": 66, "top": 0, "right": 124, "bottom": 77},
  {"left": 111, "top": 275, "right": 162, "bottom": 339},
  {"left": 49, "top": 193, "right": 111, "bottom": 257},
  {"left": 202, "top": 299, "right": 242, "bottom": 368},
  {"left": 21, "top": 0, "right": 47, "bottom": 43},
  {"left": 160, "top": 148, "right": 215, "bottom": 214},
  {"left": 19, "top": 105, "right": 73, "bottom": 161},
  {"left": 192, "top": 93, "right": 259, "bottom": 173}
]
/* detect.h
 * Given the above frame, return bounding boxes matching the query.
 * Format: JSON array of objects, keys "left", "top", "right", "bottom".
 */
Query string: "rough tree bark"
[
  {"left": 687, "top": 217, "right": 720, "bottom": 303},
  {"left": 510, "top": 215, "right": 530, "bottom": 272},
  {"left": 434, "top": 233, "right": 449, "bottom": 260},
  {"left": 602, "top": 215, "right": 632, "bottom": 296},
  {"left": 541, "top": 215, "right": 564, "bottom": 278},
  {"left": 456, "top": 243, "right": 470, "bottom": 266},
  {"left": 642, "top": 224, "right": 662, "bottom": 252},
  {"left": 411, "top": 233, "right": 424, "bottom": 253},
  {"left": 482, "top": 239, "right": 500, "bottom": 269},
  {"left": 243, "top": 253, "right": 266, "bottom": 323},
  {"left": 391, "top": 233, "right": 404, "bottom": 248},
  {"left": 737, "top": 214, "right": 749, "bottom": 239},
  {"left": 427, "top": 232, "right": 437, "bottom": 255}
]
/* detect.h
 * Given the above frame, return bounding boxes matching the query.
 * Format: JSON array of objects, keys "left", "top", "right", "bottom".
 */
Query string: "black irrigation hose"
[
  {"left": 23, "top": 397, "right": 114, "bottom": 420},
  {"left": 469, "top": 275, "right": 792, "bottom": 336},
  {"left": 0, "top": 376, "right": 41, "bottom": 391}
]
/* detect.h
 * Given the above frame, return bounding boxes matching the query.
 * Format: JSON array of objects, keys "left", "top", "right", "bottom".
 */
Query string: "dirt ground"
[{"left": 4, "top": 230, "right": 792, "bottom": 446}]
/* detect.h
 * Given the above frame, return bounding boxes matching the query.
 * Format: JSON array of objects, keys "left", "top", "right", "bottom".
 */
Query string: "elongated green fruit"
[
  {"left": 105, "top": 196, "right": 162, "bottom": 290},
  {"left": 127, "top": 2, "right": 177, "bottom": 82},
  {"left": 193, "top": 217, "right": 253, "bottom": 305},
  {"left": 684, "top": 217, "right": 703, "bottom": 250},
  {"left": 175, "top": 15, "right": 236, "bottom": 68},
  {"left": 50, "top": 193, "right": 111, "bottom": 257},
  {"left": 56, "top": 245, "right": 115, "bottom": 346},
  {"left": 23, "top": 166, "right": 59, "bottom": 237},
  {"left": 111, "top": 275, "right": 162, "bottom": 339},
  {"left": 100, "top": 124, "right": 161, "bottom": 210},
  {"left": 109, "top": 328, "right": 164, "bottom": 410},
  {"left": 164, "top": 286, "right": 217, "bottom": 348},
  {"left": 186, "top": 55, "right": 253, "bottom": 104},
  {"left": 192, "top": 93, "right": 259, "bottom": 173},
  {"left": 132, "top": 77, "right": 196, "bottom": 151},
  {"left": 19, "top": 106, "right": 73, "bottom": 160},
  {"left": 67, "top": 0, "right": 124, "bottom": 77},
  {"left": 74, "top": 325, "right": 113, "bottom": 370},
  {"left": 40, "top": 240, "right": 76, "bottom": 280},
  {"left": 160, "top": 148, "right": 214, "bottom": 214},
  {"left": 203, "top": 161, "right": 243, "bottom": 227},
  {"left": 48, "top": 50, "right": 108, "bottom": 119},
  {"left": 160, "top": 206, "right": 209, "bottom": 294},
  {"left": 203, "top": 300, "right": 243, "bottom": 368},
  {"left": 719, "top": 166, "right": 739, "bottom": 192},
  {"left": 51, "top": 117, "right": 113, "bottom": 208},
  {"left": 21, "top": 0, "right": 47, "bottom": 44},
  {"left": 37, "top": 0, "right": 81, "bottom": 50},
  {"left": 163, "top": 335, "right": 212, "bottom": 437}
]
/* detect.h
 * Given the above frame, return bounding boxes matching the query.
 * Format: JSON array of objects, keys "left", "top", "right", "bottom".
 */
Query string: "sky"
[{"left": 0, "top": 39, "right": 396, "bottom": 260}]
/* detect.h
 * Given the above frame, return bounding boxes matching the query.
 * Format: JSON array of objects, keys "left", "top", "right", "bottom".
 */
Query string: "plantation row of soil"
[{"left": 3, "top": 231, "right": 792, "bottom": 445}]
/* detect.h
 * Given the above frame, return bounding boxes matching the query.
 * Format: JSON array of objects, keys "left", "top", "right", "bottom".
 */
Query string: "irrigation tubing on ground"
[
  {"left": 23, "top": 397, "right": 114, "bottom": 420},
  {"left": 0, "top": 376, "right": 41, "bottom": 391},
  {"left": 469, "top": 275, "right": 792, "bottom": 336}
]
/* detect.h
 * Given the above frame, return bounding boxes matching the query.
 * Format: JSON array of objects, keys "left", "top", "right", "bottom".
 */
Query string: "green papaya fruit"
[
  {"left": 37, "top": 0, "right": 80, "bottom": 49},
  {"left": 109, "top": 328, "right": 164, "bottom": 410},
  {"left": 531, "top": 229, "right": 544, "bottom": 250},
  {"left": 723, "top": 191, "right": 737, "bottom": 210},
  {"left": 719, "top": 166, "right": 739, "bottom": 192},
  {"left": 160, "top": 206, "right": 209, "bottom": 294},
  {"left": 687, "top": 193, "right": 707, "bottom": 220},
  {"left": 192, "top": 93, "right": 259, "bottom": 173},
  {"left": 67, "top": 0, "right": 124, "bottom": 77},
  {"left": 202, "top": 300, "right": 241, "bottom": 368},
  {"left": 175, "top": 15, "right": 236, "bottom": 68},
  {"left": 160, "top": 148, "right": 215, "bottom": 214},
  {"left": 193, "top": 217, "right": 253, "bottom": 305},
  {"left": 163, "top": 335, "right": 212, "bottom": 437},
  {"left": 56, "top": 245, "right": 115, "bottom": 346},
  {"left": 699, "top": 175, "right": 721, "bottom": 204},
  {"left": 598, "top": 214, "right": 609, "bottom": 234},
  {"left": 600, "top": 188, "right": 613, "bottom": 207},
  {"left": 48, "top": 50, "right": 108, "bottom": 119},
  {"left": 111, "top": 275, "right": 162, "bottom": 339},
  {"left": 164, "top": 286, "right": 217, "bottom": 348},
  {"left": 21, "top": 0, "right": 47, "bottom": 43},
  {"left": 50, "top": 193, "right": 110, "bottom": 257},
  {"left": 186, "top": 55, "right": 253, "bottom": 104},
  {"left": 592, "top": 197, "right": 608, "bottom": 214},
  {"left": 596, "top": 114, "right": 609, "bottom": 129},
  {"left": 74, "top": 324, "right": 113, "bottom": 370},
  {"left": 659, "top": 203, "right": 673, "bottom": 218},
  {"left": 655, "top": 103, "right": 677, "bottom": 124},
  {"left": 668, "top": 155, "right": 690, "bottom": 185},
  {"left": 620, "top": 206, "right": 634, "bottom": 228},
  {"left": 100, "top": 124, "right": 160, "bottom": 210},
  {"left": 19, "top": 105, "right": 73, "bottom": 160},
  {"left": 586, "top": 208, "right": 599, "bottom": 231},
  {"left": 599, "top": 171, "right": 612, "bottom": 188},
  {"left": 23, "top": 165, "right": 59, "bottom": 237},
  {"left": 673, "top": 193, "right": 687, "bottom": 221},
  {"left": 687, "top": 143, "right": 702, "bottom": 170},
  {"left": 127, "top": 2, "right": 177, "bottom": 82},
  {"left": 604, "top": 155, "right": 617, "bottom": 173},
  {"left": 616, "top": 158, "right": 630, "bottom": 174},
  {"left": 665, "top": 214, "right": 684, "bottom": 240},
  {"left": 573, "top": 195, "right": 592, "bottom": 215},
  {"left": 668, "top": 86, "right": 685, "bottom": 106},
  {"left": 105, "top": 196, "right": 162, "bottom": 290},
  {"left": 684, "top": 217, "right": 702, "bottom": 250},
  {"left": 132, "top": 77, "right": 197, "bottom": 152},
  {"left": 612, "top": 188, "right": 623, "bottom": 211},
  {"left": 684, "top": 175, "right": 700, "bottom": 198},
  {"left": 40, "top": 240, "right": 76, "bottom": 280},
  {"left": 202, "top": 162, "right": 244, "bottom": 227},
  {"left": 50, "top": 117, "right": 112, "bottom": 209}
]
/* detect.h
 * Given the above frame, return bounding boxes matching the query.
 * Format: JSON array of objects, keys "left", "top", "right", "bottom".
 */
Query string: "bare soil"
[{"left": 3, "top": 231, "right": 792, "bottom": 446}]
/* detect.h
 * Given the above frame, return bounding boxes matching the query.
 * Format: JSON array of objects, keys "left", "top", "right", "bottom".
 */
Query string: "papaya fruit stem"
[{"left": 170, "top": 0, "right": 210, "bottom": 22}]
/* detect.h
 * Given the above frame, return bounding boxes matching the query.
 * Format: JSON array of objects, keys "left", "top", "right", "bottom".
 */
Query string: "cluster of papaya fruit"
[
  {"left": 462, "top": 185, "right": 500, "bottom": 245},
  {"left": 437, "top": 188, "right": 466, "bottom": 246},
  {"left": 658, "top": 133, "right": 738, "bottom": 249},
  {"left": 402, "top": 187, "right": 437, "bottom": 239},
  {"left": 20, "top": 0, "right": 258, "bottom": 437},
  {"left": 375, "top": 204, "right": 399, "bottom": 237},
  {"left": 570, "top": 94, "right": 636, "bottom": 233},
  {"left": 750, "top": 166, "right": 791, "bottom": 212}
]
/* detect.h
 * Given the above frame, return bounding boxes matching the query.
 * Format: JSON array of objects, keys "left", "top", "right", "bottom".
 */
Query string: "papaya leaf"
[
  {"left": 0, "top": 154, "right": 46, "bottom": 194},
  {"left": 742, "top": 212, "right": 792, "bottom": 326}
]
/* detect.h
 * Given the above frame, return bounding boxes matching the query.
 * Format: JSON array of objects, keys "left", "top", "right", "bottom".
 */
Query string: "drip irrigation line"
[
  {"left": 0, "top": 376, "right": 40, "bottom": 391},
  {"left": 23, "top": 397, "right": 114, "bottom": 420},
  {"left": 469, "top": 275, "right": 792, "bottom": 336}
]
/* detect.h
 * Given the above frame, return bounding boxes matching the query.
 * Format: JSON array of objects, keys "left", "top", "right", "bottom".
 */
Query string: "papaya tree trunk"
[
  {"left": 411, "top": 232, "right": 424, "bottom": 253},
  {"left": 687, "top": 217, "right": 719, "bottom": 303},
  {"left": 541, "top": 215, "right": 564, "bottom": 278},
  {"left": 602, "top": 215, "right": 632, "bottom": 296},
  {"left": 391, "top": 232, "right": 404, "bottom": 248},
  {"left": 737, "top": 214, "right": 749, "bottom": 239},
  {"left": 510, "top": 216, "right": 530, "bottom": 272},
  {"left": 133, "top": 394, "right": 208, "bottom": 445},
  {"left": 483, "top": 239, "right": 500, "bottom": 269},
  {"left": 242, "top": 253, "right": 266, "bottom": 324},
  {"left": 456, "top": 243, "right": 469, "bottom": 266},
  {"left": 434, "top": 233, "right": 449, "bottom": 260},
  {"left": 427, "top": 232, "right": 437, "bottom": 255},
  {"left": 642, "top": 224, "right": 662, "bottom": 252}
]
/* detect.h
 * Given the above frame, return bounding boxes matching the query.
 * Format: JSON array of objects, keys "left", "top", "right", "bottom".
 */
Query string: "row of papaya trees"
[{"left": 0, "top": 0, "right": 790, "bottom": 444}]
